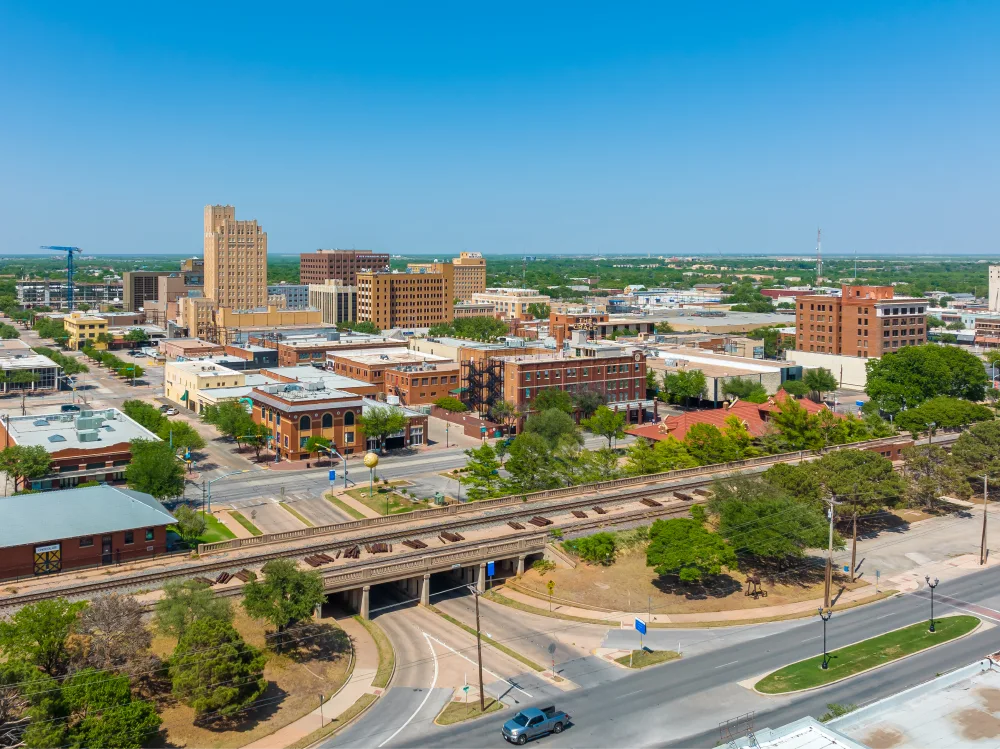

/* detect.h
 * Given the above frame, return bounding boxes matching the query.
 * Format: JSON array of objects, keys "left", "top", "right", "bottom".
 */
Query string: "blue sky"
[{"left": 0, "top": 1, "right": 996, "bottom": 256}]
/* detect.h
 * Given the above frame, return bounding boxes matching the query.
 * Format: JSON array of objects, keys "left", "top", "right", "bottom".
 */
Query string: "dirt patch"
[
  {"left": 151, "top": 610, "right": 352, "bottom": 748},
  {"left": 954, "top": 708, "right": 1000, "bottom": 741},
  {"left": 978, "top": 686, "right": 1000, "bottom": 713},
  {"left": 517, "top": 550, "right": 868, "bottom": 614},
  {"left": 864, "top": 726, "right": 906, "bottom": 749}
]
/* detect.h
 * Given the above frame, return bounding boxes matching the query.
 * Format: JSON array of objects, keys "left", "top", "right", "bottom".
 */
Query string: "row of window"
[{"left": 79, "top": 528, "right": 154, "bottom": 547}]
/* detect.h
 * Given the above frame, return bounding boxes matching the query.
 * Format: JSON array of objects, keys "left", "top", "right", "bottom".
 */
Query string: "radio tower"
[{"left": 815, "top": 228, "right": 823, "bottom": 285}]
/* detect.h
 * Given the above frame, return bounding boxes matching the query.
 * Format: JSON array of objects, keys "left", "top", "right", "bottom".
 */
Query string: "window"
[
  {"left": 525, "top": 372, "right": 532, "bottom": 382},
  {"left": 145, "top": 528, "right": 154, "bottom": 542},
  {"left": 124, "top": 530, "right": 133, "bottom": 545},
  {"left": 346, "top": 431, "right": 355, "bottom": 444},
  {"left": 80, "top": 536, "right": 94, "bottom": 548},
  {"left": 300, "top": 436, "right": 309, "bottom": 448},
  {"left": 299, "top": 415, "right": 311, "bottom": 430},
  {"left": 322, "top": 413, "right": 333, "bottom": 428},
  {"left": 345, "top": 411, "right": 355, "bottom": 426},
  {"left": 410, "top": 427, "right": 424, "bottom": 446}
]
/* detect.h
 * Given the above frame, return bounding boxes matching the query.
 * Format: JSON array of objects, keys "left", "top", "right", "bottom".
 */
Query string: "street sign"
[
  {"left": 856, "top": 400, "right": 864, "bottom": 407},
  {"left": 634, "top": 618, "right": 647, "bottom": 635},
  {"left": 843, "top": 565, "right": 849, "bottom": 573},
  {"left": 462, "top": 685, "right": 470, "bottom": 693},
  {"left": 487, "top": 561, "right": 495, "bottom": 577},
  {"left": 481, "top": 426, "right": 487, "bottom": 433},
  {"left": 328, "top": 469, "right": 337, "bottom": 481}
]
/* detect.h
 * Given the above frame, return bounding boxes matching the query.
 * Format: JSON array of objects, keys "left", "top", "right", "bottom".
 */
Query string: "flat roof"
[
  {"left": 0, "top": 353, "right": 61, "bottom": 371},
  {"left": 647, "top": 346, "right": 784, "bottom": 373},
  {"left": 0, "top": 339, "right": 32, "bottom": 353},
  {"left": 327, "top": 349, "right": 450, "bottom": 366},
  {"left": 259, "top": 367, "right": 375, "bottom": 391},
  {"left": 419, "top": 336, "right": 534, "bottom": 351},
  {"left": 198, "top": 377, "right": 280, "bottom": 403},
  {"left": 167, "top": 360, "right": 244, "bottom": 376},
  {"left": 0, "top": 485, "right": 175, "bottom": 549},
  {"left": 160, "top": 338, "right": 221, "bottom": 348},
  {"left": 2, "top": 408, "right": 160, "bottom": 451}
]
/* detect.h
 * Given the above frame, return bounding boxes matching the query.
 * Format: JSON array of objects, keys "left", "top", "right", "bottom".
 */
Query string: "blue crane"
[{"left": 39, "top": 246, "right": 83, "bottom": 310}]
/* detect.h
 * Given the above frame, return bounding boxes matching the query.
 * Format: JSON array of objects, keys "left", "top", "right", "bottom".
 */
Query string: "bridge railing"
[{"left": 198, "top": 433, "right": 930, "bottom": 555}]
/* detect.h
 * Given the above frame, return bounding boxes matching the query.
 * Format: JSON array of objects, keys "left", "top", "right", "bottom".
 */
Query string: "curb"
[{"left": 751, "top": 613, "right": 986, "bottom": 696}]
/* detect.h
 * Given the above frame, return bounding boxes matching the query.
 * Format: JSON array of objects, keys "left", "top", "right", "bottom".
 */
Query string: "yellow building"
[
  {"left": 406, "top": 252, "right": 486, "bottom": 302},
  {"left": 357, "top": 265, "right": 454, "bottom": 330},
  {"left": 179, "top": 296, "right": 218, "bottom": 340},
  {"left": 215, "top": 305, "right": 322, "bottom": 332},
  {"left": 64, "top": 312, "right": 108, "bottom": 350},
  {"left": 164, "top": 360, "right": 249, "bottom": 413},
  {"left": 203, "top": 205, "right": 268, "bottom": 310},
  {"left": 470, "top": 288, "right": 551, "bottom": 321}
]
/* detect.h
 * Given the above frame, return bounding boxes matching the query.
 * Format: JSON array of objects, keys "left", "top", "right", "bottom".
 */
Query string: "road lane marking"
[
  {"left": 802, "top": 636, "right": 821, "bottom": 642},
  {"left": 617, "top": 689, "right": 643, "bottom": 699},
  {"left": 876, "top": 613, "right": 897, "bottom": 620},
  {"left": 378, "top": 632, "right": 439, "bottom": 748},
  {"left": 714, "top": 660, "right": 739, "bottom": 669},
  {"left": 424, "top": 633, "right": 533, "bottom": 698}
]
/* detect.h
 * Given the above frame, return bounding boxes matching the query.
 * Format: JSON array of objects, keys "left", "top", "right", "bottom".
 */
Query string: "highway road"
[{"left": 371, "top": 566, "right": 1000, "bottom": 748}]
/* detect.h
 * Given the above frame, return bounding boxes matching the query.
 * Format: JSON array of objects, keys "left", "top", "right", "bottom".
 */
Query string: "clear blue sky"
[{"left": 0, "top": 1, "right": 996, "bottom": 257}]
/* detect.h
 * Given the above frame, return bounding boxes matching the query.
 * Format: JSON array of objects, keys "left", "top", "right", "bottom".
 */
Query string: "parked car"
[
  {"left": 60, "top": 404, "right": 81, "bottom": 413},
  {"left": 165, "top": 408, "right": 178, "bottom": 416},
  {"left": 502, "top": 706, "right": 571, "bottom": 744},
  {"left": 159, "top": 404, "right": 170, "bottom": 412}
]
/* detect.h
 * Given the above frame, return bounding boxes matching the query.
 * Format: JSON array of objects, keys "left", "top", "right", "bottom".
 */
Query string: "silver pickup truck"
[{"left": 501, "top": 705, "right": 571, "bottom": 744}]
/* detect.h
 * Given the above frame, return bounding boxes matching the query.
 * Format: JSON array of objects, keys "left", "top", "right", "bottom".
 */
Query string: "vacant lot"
[{"left": 517, "top": 550, "right": 868, "bottom": 615}]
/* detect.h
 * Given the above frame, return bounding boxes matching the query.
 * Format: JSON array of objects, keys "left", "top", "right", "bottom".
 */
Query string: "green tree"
[
  {"left": 122, "top": 398, "right": 166, "bottom": 432},
  {"left": 304, "top": 435, "right": 332, "bottom": 458},
  {"left": 721, "top": 377, "right": 768, "bottom": 403},
  {"left": 645, "top": 370, "right": 659, "bottom": 398},
  {"left": 336, "top": 320, "right": 381, "bottom": 334},
  {"left": 683, "top": 423, "right": 741, "bottom": 464},
  {"left": 0, "top": 444, "right": 52, "bottom": 492},
  {"left": 573, "top": 532, "right": 617, "bottom": 565},
  {"left": 894, "top": 396, "right": 993, "bottom": 437},
  {"left": 949, "top": 420, "right": 1000, "bottom": 492},
  {"left": 202, "top": 401, "right": 255, "bottom": 446},
  {"left": 768, "top": 397, "right": 824, "bottom": 451},
  {"left": 154, "top": 579, "right": 233, "bottom": 638},
  {"left": 0, "top": 598, "right": 86, "bottom": 676},
  {"left": 169, "top": 619, "right": 266, "bottom": 717},
  {"left": 358, "top": 405, "right": 408, "bottom": 452},
  {"left": 946, "top": 320, "right": 965, "bottom": 331},
  {"left": 803, "top": 368, "right": 838, "bottom": 403},
  {"left": 433, "top": 396, "right": 467, "bottom": 412},
  {"left": 533, "top": 388, "right": 573, "bottom": 414},
  {"left": 460, "top": 443, "right": 503, "bottom": 499},
  {"left": 662, "top": 369, "right": 706, "bottom": 406},
  {"left": 157, "top": 419, "right": 206, "bottom": 451},
  {"left": 242, "top": 559, "right": 325, "bottom": 652},
  {"left": 523, "top": 408, "right": 582, "bottom": 448},
  {"left": 573, "top": 390, "right": 606, "bottom": 418},
  {"left": 781, "top": 379, "right": 810, "bottom": 398},
  {"left": 173, "top": 505, "right": 207, "bottom": 546},
  {"left": 242, "top": 422, "right": 273, "bottom": 460},
  {"left": 902, "top": 444, "right": 968, "bottom": 510},
  {"left": 645, "top": 518, "right": 737, "bottom": 583},
  {"left": 926, "top": 314, "right": 944, "bottom": 329},
  {"left": 763, "top": 462, "right": 823, "bottom": 504},
  {"left": 490, "top": 399, "right": 520, "bottom": 435},
  {"left": 123, "top": 328, "right": 149, "bottom": 348},
  {"left": 581, "top": 405, "right": 626, "bottom": 448},
  {"left": 865, "top": 343, "right": 988, "bottom": 415},
  {"left": 503, "top": 432, "right": 559, "bottom": 492},
  {"left": 125, "top": 439, "right": 184, "bottom": 499},
  {"left": 655, "top": 321, "right": 675, "bottom": 334},
  {"left": 526, "top": 302, "right": 551, "bottom": 320}
]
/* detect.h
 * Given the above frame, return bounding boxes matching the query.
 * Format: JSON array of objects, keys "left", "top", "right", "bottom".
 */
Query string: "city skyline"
[{"left": 1, "top": 2, "right": 997, "bottom": 256}]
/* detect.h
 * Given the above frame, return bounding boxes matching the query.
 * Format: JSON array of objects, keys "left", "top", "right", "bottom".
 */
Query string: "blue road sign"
[
  {"left": 328, "top": 469, "right": 337, "bottom": 481},
  {"left": 634, "top": 618, "right": 647, "bottom": 635},
  {"left": 843, "top": 565, "right": 850, "bottom": 573},
  {"left": 487, "top": 561, "right": 495, "bottom": 577},
  {"left": 856, "top": 400, "right": 864, "bottom": 407}
]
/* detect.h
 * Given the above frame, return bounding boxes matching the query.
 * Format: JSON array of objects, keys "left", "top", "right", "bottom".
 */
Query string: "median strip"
[
  {"left": 280, "top": 502, "right": 315, "bottom": 527},
  {"left": 427, "top": 605, "right": 546, "bottom": 673},
  {"left": 229, "top": 510, "right": 263, "bottom": 536},
  {"left": 755, "top": 615, "right": 981, "bottom": 694}
]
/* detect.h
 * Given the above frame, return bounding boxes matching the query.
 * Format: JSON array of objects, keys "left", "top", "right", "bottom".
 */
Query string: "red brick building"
[
  {"left": 384, "top": 361, "right": 462, "bottom": 406},
  {"left": 299, "top": 249, "right": 390, "bottom": 285},
  {"left": 0, "top": 485, "right": 174, "bottom": 579}
]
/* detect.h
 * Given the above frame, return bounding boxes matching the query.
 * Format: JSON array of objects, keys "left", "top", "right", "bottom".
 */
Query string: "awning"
[
  {"left": 180, "top": 390, "right": 189, "bottom": 401},
  {"left": 449, "top": 387, "right": 467, "bottom": 394}
]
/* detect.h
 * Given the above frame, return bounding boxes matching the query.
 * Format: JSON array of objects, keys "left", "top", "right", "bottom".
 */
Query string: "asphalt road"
[{"left": 379, "top": 566, "right": 1000, "bottom": 748}]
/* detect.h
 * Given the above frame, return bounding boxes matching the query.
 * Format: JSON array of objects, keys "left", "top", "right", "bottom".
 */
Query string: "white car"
[{"left": 165, "top": 408, "right": 179, "bottom": 416}]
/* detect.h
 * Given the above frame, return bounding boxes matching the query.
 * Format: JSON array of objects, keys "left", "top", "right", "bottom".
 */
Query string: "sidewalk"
[
  {"left": 216, "top": 509, "right": 255, "bottom": 539},
  {"left": 497, "top": 553, "right": 1000, "bottom": 627},
  {"left": 242, "top": 615, "right": 381, "bottom": 749},
  {"left": 328, "top": 489, "right": 382, "bottom": 519}
]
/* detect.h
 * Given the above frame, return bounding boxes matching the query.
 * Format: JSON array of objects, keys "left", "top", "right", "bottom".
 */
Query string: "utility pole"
[
  {"left": 982, "top": 474, "right": 989, "bottom": 565},
  {"left": 468, "top": 585, "right": 486, "bottom": 712}
]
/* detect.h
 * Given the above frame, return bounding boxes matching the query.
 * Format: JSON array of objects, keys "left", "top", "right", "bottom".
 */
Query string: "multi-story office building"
[
  {"left": 122, "top": 271, "right": 169, "bottom": 312},
  {"left": 16, "top": 281, "right": 124, "bottom": 309},
  {"left": 64, "top": 312, "right": 109, "bottom": 350},
  {"left": 406, "top": 252, "right": 486, "bottom": 302},
  {"left": 267, "top": 284, "right": 310, "bottom": 309},
  {"left": 357, "top": 265, "right": 455, "bottom": 330},
  {"left": 299, "top": 249, "right": 390, "bottom": 285},
  {"left": 308, "top": 280, "right": 357, "bottom": 325},
  {"left": 203, "top": 205, "right": 268, "bottom": 309},
  {"left": 793, "top": 285, "right": 928, "bottom": 357},
  {"left": 384, "top": 361, "right": 462, "bottom": 406},
  {"left": 471, "top": 288, "right": 551, "bottom": 322}
]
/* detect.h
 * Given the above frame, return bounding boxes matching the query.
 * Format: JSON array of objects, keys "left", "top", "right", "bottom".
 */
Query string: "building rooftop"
[
  {"left": 0, "top": 339, "right": 33, "bottom": 354},
  {"left": 252, "top": 385, "right": 423, "bottom": 417},
  {"left": 734, "top": 717, "right": 865, "bottom": 749},
  {"left": 0, "top": 353, "right": 61, "bottom": 371},
  {"left": 0, "top": 485, "right": 175, "bottom": 549},
  {"left": 277, "top": 333, "right": 402, "bottom": 348},
  {"left": 2, "top": 408, "right": 160, "bottom": 451},
  {"left": 420, "top": 336, "right": 535, "bottom": 351},
  {"left": 168, "top": 360, "right": 244, "bottom": 376},
  {"left": 259, "top": 367, "right": 376, "bottom": 392},
  {"left": 327, "top": 349, "right": 450, "bottom": 366},
  {"left": 159, "top": 338, "right": 221, "bottom": 350}
]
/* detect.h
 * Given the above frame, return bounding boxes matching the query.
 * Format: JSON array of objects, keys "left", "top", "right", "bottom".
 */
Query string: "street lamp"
[
  {"left": 445, "top": 422, "right": 449, "bottom": 449},
  {"left": 817, "top": 607, "right": 833, "bottom": 669},
  {"left": 925, "top": 576, "right": 940, "bottom": 632}
]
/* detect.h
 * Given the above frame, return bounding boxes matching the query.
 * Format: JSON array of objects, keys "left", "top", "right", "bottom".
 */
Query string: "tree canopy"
[
  {"left": 581, "top": 405, "right": 626, "bottom": 447},
  {"left": 0, "top": 598, "right": 86, "bottom": 676},
  {"left": 533, "top": 388, "right": 573, "bottom": 414},
  {"left": 721, "top": 377, "right": 768, "bottom": 403},
  {"left": 154, "top": 579, "right": 233, "bottom": 639},
  {"left": 646, "top": 518, "right": 737, "bottom": 582},
  {"left": 661, "top": 369, "right": 706, "bottom": 405},
  {"left": 865, "top": 343, "right": 988, "bottom": 415},
  {"left": 523, "top": 408, "right": 582, "bottom": 448},
  {"left": 242, "top": 559, "right": 325, "bottom": 651},
  {"left": 125, "top": 439, "right": 185, "bottom": 499},
  {"left": 357, "top": 405, "right": 408, "bottom": 451},
  {"left": 893, "top": 396, "right": 993, "bottom": 436}
]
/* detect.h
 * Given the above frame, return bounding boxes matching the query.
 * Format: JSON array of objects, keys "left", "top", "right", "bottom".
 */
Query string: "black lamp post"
[
  {"left": 925, "top": 575, "right": 939, "bottom": 632},
  {"left": 818, "top": 607, "right": 833, "bottom": 669}
]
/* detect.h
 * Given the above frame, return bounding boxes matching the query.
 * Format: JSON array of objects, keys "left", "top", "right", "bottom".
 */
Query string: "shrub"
[
  {"left": 531, "top": 559, "right": 556, "bottom": 574},
  {"left": 434, "top": 396, "right": 468, "bottom": 412},
  {"left": 575, "top": 532, "right": 617, "bottom": 565},
  {"left": 690, "top": 504, "right": 707, "bottom": 524}
]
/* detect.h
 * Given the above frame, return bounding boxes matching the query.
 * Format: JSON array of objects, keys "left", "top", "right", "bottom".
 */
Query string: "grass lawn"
[
  {"left": 280, "top": 502, "right": 314, "bottom": 527},
  {"left": 436, "top": 697, "right": 503, "bottom": 726},
  {"left": 346, "top": 481, "right": 420, "bottom": 515},
  {"left": 169, "top": 512, "right": 236, "bottom": 545},
  {"left": 355, "top": 615, "right": 395, "bottom": 688},
  {"left": 326, "top": 494, "right": 366, "bottom": 520},
  {"left": 755, "top": 615, "right": 980, "bottom": 694},
  {"left": 230, "top": 510, "right": 263, "bottom": 536},
  {"left": 615, "top": 649, "right": 681, "bottom": 669}
]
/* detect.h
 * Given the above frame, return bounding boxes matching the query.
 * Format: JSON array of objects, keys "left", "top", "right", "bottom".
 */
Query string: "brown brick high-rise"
[{"left": 300, "top": 249, "right": 390, "bottom": 285}]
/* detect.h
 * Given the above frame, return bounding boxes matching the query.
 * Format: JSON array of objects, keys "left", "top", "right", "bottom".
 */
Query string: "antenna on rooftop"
[{"left": 815, "top": 228, "right": 823, "bottom": 285}]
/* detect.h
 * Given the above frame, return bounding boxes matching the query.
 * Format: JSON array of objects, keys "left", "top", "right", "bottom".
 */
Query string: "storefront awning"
[{"left": 180, "top": 390, "right": 189, "bottom": 401}]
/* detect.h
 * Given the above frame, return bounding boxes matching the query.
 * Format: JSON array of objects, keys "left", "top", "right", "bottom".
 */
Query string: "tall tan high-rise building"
[
  {"left": 406, "top": 252, "right": 486, "bottom": 302},
  {"left": 203, "top": 205, "right": 268, "bottom": 310},
  {"left": 357, "top": 265, "right": 454, "bottom": 330}
]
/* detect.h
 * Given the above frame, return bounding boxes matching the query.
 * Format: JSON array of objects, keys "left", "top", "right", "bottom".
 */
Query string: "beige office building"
[
  {"left": 203, "top": 205, "right": 268, "bottom": 310},
  {"left": 406, "top": 252, "right": 486, "bottom": 302},
  {"left": 309, "top": 280, "right": 358, "bottom": 325},
  {"left": 471, "top": 288, "right": 551, "bottom": 321},
  {"left": 357, "top": 265, "right": 454, "bottom": 330}
]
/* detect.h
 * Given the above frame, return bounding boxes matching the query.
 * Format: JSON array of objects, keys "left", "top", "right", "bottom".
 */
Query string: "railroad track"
[{"left": 0, "top": 434, "right": 947, "bottom": 610}]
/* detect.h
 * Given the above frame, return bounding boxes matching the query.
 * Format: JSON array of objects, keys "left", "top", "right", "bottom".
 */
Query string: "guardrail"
[{"left": 198, "top": 433, "right": 941, "bottom": 555}]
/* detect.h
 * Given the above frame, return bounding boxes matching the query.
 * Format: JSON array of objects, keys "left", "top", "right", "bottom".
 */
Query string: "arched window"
[
  {"left": 322, "top": 413, "right": 333, "bottom": 428},
  {"left": 344, "top": 411, "right": 355, "bottom": 426},
  {"left": 299, "top": 415, "right": 311, "bottom": 431}
]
